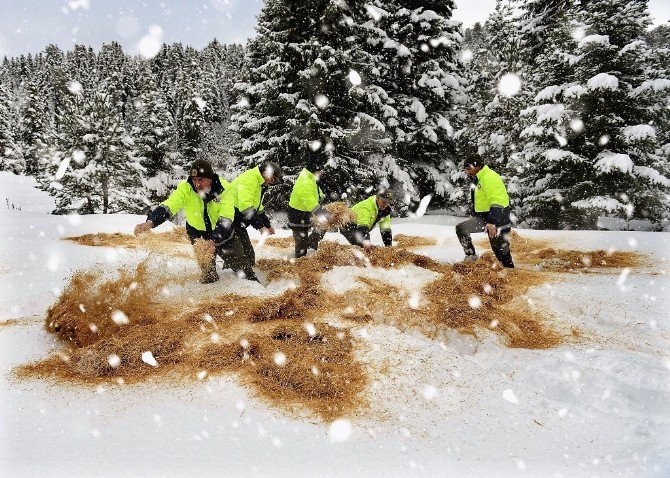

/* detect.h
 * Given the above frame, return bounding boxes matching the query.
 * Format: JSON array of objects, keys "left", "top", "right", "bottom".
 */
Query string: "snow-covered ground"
[{"left": 1, "top": 171, "right": 669, "bottom": 477}]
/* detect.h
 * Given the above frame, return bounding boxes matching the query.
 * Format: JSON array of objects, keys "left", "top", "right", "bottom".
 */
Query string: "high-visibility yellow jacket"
[
  {"left": 473, "top": 165, "right": 509, "bottom": 212},
  {"left": 289, "top": 168, "right": 323, "bottom": 212},
  {"left": 160, "top": 176, "right": 231, "bottom": 231},
  {"left": 352, "top": 195, "right": 391, "bottom": 231},
  {"left": 287, "top": 168, "right": 324, "bottom": 227},
  {"left": 222, "top": 166, "right": 271, "bottom": 229}
]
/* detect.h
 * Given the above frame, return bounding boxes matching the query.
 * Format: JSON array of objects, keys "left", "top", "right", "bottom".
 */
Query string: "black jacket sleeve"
[
  {"left": 250, "top": 210, "right": 271, "bottom": 230},
  {"left": 147, "top": 205, "right": 171, "bottom": 227},
  {"left": 486, "top": 205, "right": 511, "bottom": 228}
]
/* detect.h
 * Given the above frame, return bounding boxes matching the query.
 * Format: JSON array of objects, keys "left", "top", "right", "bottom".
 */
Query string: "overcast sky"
[{"left": 0, "top": 0, "right": 668, "bottom": 57}]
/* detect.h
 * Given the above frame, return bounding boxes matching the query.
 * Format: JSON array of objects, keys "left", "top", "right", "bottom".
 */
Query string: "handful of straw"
[
  {"left": 193, "top": 238, "right": 215, "bottom": 273},
  {"left": 313, "top": 202, "right": 357, "bottom": 232}
]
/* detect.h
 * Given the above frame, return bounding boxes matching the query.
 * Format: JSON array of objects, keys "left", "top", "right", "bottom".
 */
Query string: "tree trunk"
[{"left": 102, "top": 174, "right": 109, "bottom": 214}]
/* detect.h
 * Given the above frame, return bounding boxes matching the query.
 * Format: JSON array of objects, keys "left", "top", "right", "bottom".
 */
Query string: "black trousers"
[
  {"left": 187, "top": 225, "right": 256, "bottom": 273},
  {"left": 340, "top": 224, "right": 366, "bottom": 247},
  {"left": 455, "top": 216, "right": 514, "bottom": 268},
  {"left": 290, "top": 226, "right": 325, "bottom": 258}
]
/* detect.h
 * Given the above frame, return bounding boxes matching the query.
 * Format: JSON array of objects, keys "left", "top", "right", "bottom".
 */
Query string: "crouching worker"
[
  {"left": 456, "top": 154, "right": 514, "bottom": 268},
  {"left": 287, "top": 152, "right": 329, "bottom": 258},
  {"left": 133, "top": 159, "right": 236, "bottom": 283},
  {"left": 224, "top": 161, "right": 284, "bottom": 281},
  {"left": 341, "top": 190, "right": 394, "bottom": 252}
]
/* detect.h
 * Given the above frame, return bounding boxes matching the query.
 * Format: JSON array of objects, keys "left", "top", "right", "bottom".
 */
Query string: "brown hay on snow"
[
  {"left": 43, "top": 261, "right": 166, "bottom": 347},
  {"left": 190, "top": 322, "right": 365, "bottom": 421},
  {"left": 22, "top": 228, "right": 647, "bottom": 419},
  {"left": 476, "top": 230, "right": 642, "bottom": 271},
  {"left": 314, "top": 202, "right": 357, "bottom": 232},
  {"left": 424, "top": 257, "right": 561, "bottom": 348},
  {"left": 65, "top": 229, "right": 193, "bottom": 259},
  {"left": 527, "top": 248, "right": 640, "bottom": 270},
  {"left": 264, "top": 237, "right": 295, "bottom": 249},
  {"left": 193, "top": 238, "right": 214, "bottom": 273},
  {"left": 394, "top": 234, "right": 438, "bottom": 248}
]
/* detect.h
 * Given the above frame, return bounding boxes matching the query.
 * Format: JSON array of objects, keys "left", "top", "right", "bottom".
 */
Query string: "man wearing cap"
[
  {"left": 133, "top": 159, "right": 238, "bottom": 283},
  {"left": 456, "top": 154, "right": 514, "bottom": 268},
  {"left": 219, "top": 161, "right": 283, "bottom": 281},
  {"left": 287, "top": 152, "right": 329, "bottom": 258},
  {"left": 341, "top": 190, "right": 394, "bottom": 252}
]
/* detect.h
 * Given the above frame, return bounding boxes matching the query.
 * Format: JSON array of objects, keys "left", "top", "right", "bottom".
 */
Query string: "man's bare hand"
[
  {"left": 485, "top": 223, "right": 497, "bottom": 239},
  {"left": 134, "top": 220, "right": 153, "bottom": 236},
  {"left": 260, "top": 227, "right": 276, "bottom": 236}
]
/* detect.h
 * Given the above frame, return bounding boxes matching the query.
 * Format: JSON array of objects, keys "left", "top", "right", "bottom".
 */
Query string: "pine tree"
[
  {"left": 132, "top": 67, "right": 176, "bottom": 203},
  {"left": 17, "top": 80, "right": 50, "bottom": 175},
  {"left": 231, "top": 0, "right": 391, "bottom": 207},
  {"left": 46, "top": 81, "right": 144, "bottom": 214},
  {"left": 460, "top": 1, "right": 527, "bottom": 169},
  {"left": 367, "top": 0, "right": 466, "bottom": 205},
  {"left": 514, "top": 0, "right": 670, "bottom": 228},
  {"left": 0, "top": 83, "right": 22, "bottom": 173}
]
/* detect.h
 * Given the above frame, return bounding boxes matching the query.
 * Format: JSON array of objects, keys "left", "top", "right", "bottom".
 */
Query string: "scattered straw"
[
  {"left": 476, "top": 231, "right": 642, "bottom": 271},
  {"left": 264, "top": 237, "right": 294, "bottom": 249},
  {"left": 64, "top": 229, "right": 193, "bottom": 259},
  {"left": 314, "top": 202, "right": 357, "bottom": 232},
  {"left": 190, "top": 322, "right": 365, "bottom": 421},
  {"left": 21, "top": 229, "right": 649, "bottom": 420},
  {"left": 394, "top": 234, "right": 438, "bottom": 248},
  {"left": 193, "top": 238, "right": 214, "bottom": 274}
]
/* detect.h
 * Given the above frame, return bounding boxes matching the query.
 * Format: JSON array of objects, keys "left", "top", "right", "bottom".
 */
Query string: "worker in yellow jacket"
[
  {"left": 456, "top": 154, "right": 514, "bottom": 268},
  {"left": 216, "top": 161, "right": 283, "bottom": 282},
  {"left": 341, "top": 190, "right": 394, "bottom": 252},
  {"left": 133, "top": 159, "right": 237, "bottom": 283},
  {"left": 287, "top": 153, "right": 329, "bottom": 257}
]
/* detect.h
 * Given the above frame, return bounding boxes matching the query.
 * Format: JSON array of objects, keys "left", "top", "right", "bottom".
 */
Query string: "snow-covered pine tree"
[
  {"left": 514, "top": 0, "right": 670, "bottom": 228},
  {"left": 643, "top": 24, "right": 670, "bottom": 169},
  {"left": 45, "top": 80, "right": 144, "bottom": 214},
  {"left": 363, "top": 0, "right": 466, "bottom": 207},
  {"left": 231, "top": 0, "right": 392, "bottom": 208},
  {"left": 460, "top": 1, "right": 526, "bottom": 171},
  {"left": 132, "top": 66, "right": 176, "bottom": 204},
  {"left": 0, "top": 83, "right": 22, "bottom": 173},
  {"left": 174, "top": 60, "right": 206, "bottom": 165},
  {"left": 17, "top": 80, "right": 50, "bottom": 176},
  {"left": 519, "top": 0, "right": 573, "bottom": 66},
  {"left": 198, "top": 42, "right": 245, "bottom": 172}
]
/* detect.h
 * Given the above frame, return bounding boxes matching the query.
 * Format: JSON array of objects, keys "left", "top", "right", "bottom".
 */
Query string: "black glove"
[{"left": 146, "top": 205, "right": 171, "bottom": 227}]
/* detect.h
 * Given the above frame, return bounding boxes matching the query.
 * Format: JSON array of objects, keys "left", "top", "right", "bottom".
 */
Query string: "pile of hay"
[
  {"left": 314, "top": 202, "right": 357, "bottom": 232},
  {"left": 264, "top": 237, "right": 295, "bottom": 249},
  {"left": 22, "top": 229, "right": 649, "bottom": 420},
  {"left": 44, "top": 261, "right": 165, "bottom": 347},
  {"left": 476, "top": 231, "right": 641, "bottom": 271},
  {"left": 65, "top": 229, "right": 193, "bottom": 259},
  {"left": 528, "top": 248, "right": 640, "bottom": 271},
  {"left": 193, "top": 238, "right": 214, "bottom": 274},
  {"left": 394, "top": 234, "right": 438, "bottom": 249},
  {"left": 190, "top": 322, "right": 365, "bottom": 421}
]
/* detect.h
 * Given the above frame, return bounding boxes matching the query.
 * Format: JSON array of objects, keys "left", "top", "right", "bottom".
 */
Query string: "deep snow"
[{"left": 1, "top": 171, "right": 669, "bottom": 477}]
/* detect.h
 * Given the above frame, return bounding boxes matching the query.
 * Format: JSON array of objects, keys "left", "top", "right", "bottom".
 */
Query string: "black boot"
[{"left": 235, "top": 268, "right": 261, "bottom": 283}]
